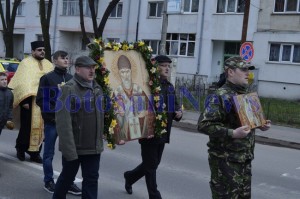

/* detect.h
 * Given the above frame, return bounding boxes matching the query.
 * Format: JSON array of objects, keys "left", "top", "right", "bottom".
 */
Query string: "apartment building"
[{"left": 0, "top": 0, "right": 299, "bottom": 99}]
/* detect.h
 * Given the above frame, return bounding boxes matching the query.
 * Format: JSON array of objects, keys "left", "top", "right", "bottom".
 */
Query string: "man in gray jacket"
[{"left": 53, "top": 56, "right": 104, "bottom": 199}]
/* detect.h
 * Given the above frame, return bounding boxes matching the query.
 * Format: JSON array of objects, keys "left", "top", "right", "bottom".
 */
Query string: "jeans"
[
  {"left": 53, "top": 154, "right": 101, "bottom": 199},
  {"left": 43, "top": 123, "right": 57, "bottom": 183}
]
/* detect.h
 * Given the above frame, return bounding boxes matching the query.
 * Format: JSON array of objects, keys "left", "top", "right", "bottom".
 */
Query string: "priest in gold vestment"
[{"left": 8, "top": 41, "right": 53, "bottom": 163}]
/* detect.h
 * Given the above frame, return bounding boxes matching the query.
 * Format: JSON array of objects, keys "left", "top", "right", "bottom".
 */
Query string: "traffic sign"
[{"left": 240, "top": 42, "right": 254, "bottom": 62}]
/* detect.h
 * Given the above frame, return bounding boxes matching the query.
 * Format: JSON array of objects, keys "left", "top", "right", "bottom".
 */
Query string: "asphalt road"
[{"left": 0, "top": 127, "right": 299, "bottom": 199}]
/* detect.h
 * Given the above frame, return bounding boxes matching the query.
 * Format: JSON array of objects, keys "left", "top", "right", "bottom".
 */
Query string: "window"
[
  {"left": 217, "top": 0, "right": 245, "bottom": 13},
  {"left": 16, "top": 2, "right": 25, "bottom": 16},
  {"left": 149, "top": 2, "right": 163, "bottom": 17},
  {"left": 145, "top": 40, "right": 160, "bottom": 55},
  {"left": 110, "top": 3, "right": 122, "bottom": 18},
  {"left": 184, "top": 0, "right": 199, "bottom": 13},
  {"left": 274, "top": 0, "right": 300, "bottom": 12},
  {"left": 62, "top": 0, "right": 98, "bottom": 16},
  {"left": 37, "top": 35, "right": 44, "bottom": 41},
  {"left": 166, "top": 33, "right": 195, "bottom": 56},
  {"left": 224, "top": 42, "right": 241, "bottom": 61},
  {"left": 269, "top": 43, "right": 300, "bottom": 63}
]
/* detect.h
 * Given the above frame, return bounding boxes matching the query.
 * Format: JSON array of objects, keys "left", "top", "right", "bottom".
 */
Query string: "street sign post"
[{"left": 240, "top": 42, "right": 254, "bottom": 62}]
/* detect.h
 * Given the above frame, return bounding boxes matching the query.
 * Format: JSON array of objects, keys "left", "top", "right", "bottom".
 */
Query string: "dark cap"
[
  {"left": 75, "top": 56, "right": 97, "bottom": 67},
  {"left": 31, "top": 41, "right": 45, "bottom": 51},
  {"left": 224, "top": 56, "right": 255, "bottom": 70},
  {"left": 118, "top": 55, "right": 131, "bottom": 70},
  {"left": 154, "top": 55, "right": 172, "bottom": 63}
]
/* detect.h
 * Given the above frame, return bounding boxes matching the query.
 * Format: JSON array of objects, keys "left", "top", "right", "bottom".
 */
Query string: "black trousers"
[
  {"left": 15, "top": 105, "right": 41, "bottom": 156},
  {"left": 126, "top": 143, "right": 165, "bottom": 199}
]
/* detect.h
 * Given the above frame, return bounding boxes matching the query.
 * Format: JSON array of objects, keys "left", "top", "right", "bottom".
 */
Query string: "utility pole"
[
  {"left": 241, "top": 0, "right": 251, "bottom": 44},
  {"left": 159, "top": 0, "right": 168, "bottom": 55}
]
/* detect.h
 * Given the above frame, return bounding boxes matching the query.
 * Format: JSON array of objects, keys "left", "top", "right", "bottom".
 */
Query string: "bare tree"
[
  {"left": 79, "top": 0, "right": 90, "bottom": 46},
  {"left": 39, "top": 0, "right": 53, "bottom": 61},
  {"left": 97, "top": 0, "right": 120, "bottom": 37},
  {"left": 79, "top": 0, "right": 120, "bottom": 42},
  {"left": 0, "top": 0, "right": 22, "bottom": 57}
]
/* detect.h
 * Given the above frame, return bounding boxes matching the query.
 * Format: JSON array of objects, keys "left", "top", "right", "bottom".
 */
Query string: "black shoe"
[
  {"left": 68, "top": 183, "right": 82, "bottom": 196},
  {"left": 30, "top": 155, "right": 42, "bottom": 164},
  {"left": 124, "top": 171, "right": 132, "bottom": 194},
  {"left": 16, "top": 150, "right": 25, "bottom": 161},
  {"left": 44, "top": 181, "right": 55, "bottom": 194}
]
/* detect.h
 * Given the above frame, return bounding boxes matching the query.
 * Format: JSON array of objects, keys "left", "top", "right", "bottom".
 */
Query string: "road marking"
[
  {"left": 296, "top": 167, "right": 300, "bottom": 170},
  {"left": 281, "top": 173, "right": 300, "bottom": 180},
  {"left": 0, "top": 152, "right": 82, "bottom": 183}
]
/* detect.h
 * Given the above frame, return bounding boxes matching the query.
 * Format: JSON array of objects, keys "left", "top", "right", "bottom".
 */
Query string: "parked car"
[{"left": 0, "top": 58, "right": 20, "bottom": 83}]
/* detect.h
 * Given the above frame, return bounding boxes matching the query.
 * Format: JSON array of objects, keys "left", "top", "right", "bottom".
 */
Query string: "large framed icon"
[{"left": 104, "top": 50, "right": 156, "bottom": 143}]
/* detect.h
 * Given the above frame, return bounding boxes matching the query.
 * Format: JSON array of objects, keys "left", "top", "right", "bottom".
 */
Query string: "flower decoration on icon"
[{"left": 88, "top": 39, "right": 168, "bottom": 148}]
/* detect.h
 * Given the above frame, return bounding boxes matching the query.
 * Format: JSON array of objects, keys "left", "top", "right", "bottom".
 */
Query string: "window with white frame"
[
  {"left": 16, "top": 2, "right": 25, "bottom": 16},
  {"left": 274, "top": 0, "right": 300, "bottom": 12},
  {"left": 216, "top": 0, "right": 245, "bottom": 13},
  {"left": 110, "top": 2, "right": 122, "bottom": 18},
  {"left": 148, "top": 2, "right": 163, "bottom": 17},
  {"left": 269, "top": 43, "right": 300, "bottom": 63},
  {"left": 144, "top": 40, "right": 160, "bottom": 55},
  {"left": 166, "top": 33, "right": 195, "bottom": 56},
  {"left": 62, "top": 0, "right": 97, "bottom": 16},
  {"left": 37, "top": 35, "right": 44, "bottom": 41},
  {"left": 184, "top": 0, "right": 199, "bottom": 13}
]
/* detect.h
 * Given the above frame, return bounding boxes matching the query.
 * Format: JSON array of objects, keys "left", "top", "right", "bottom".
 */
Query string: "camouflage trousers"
[{"left": 208, "top": 155, "right": 252, "bottom": 199}]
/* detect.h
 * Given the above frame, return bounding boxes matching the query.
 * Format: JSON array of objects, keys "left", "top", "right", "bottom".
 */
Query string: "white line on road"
[
  {"left": 281, "top": 173, "right": 300, "bottom": 180},
  {"left": 0, "top": 152, "right": 82, "bottom": 183},
  {"left": 296, "top": 167, "right": 300, "bottom": 170}
]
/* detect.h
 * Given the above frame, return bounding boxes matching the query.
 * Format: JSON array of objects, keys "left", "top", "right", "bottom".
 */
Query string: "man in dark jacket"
[
  {"left": 0, "top": 72, "right": 14, "bottom": 135},
  {"left": 123, "top": 55, "right": 182, "bottom": 199},
  {"left": 36, "top": 51, "right": 81, "bottom": 195},
  {"left": 198, "top": 56, "right": 271, "bottom": 199},
  {"left": 53, "top": 56, "right": 104, "bottom": 199}
]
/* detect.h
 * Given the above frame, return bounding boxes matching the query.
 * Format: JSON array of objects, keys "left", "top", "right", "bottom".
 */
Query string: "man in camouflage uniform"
[{"left": 198, "top": 56, "right": 271, "bottom": 199}]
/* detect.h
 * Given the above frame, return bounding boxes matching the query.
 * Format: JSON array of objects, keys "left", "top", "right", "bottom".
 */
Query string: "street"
[{"left": 0, "top": 127, "right": 299, "bottom": 199}]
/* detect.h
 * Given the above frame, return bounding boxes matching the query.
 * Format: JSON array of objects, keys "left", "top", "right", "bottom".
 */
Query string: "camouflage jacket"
[{"left": 198, "top": 81, "right": 255, "bottom": 163}]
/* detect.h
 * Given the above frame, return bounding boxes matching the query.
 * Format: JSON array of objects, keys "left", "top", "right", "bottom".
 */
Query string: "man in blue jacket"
[{"left": 36, "top": 51, "right": 81, "bottom": 195}]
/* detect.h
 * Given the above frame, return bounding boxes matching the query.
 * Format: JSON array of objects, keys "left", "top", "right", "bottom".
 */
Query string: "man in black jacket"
[
  {"left": 0, "top": 72, "right": 14, "bottom": 135},
  {"left": 123, "top": 55, "right": 183, "bottom": 199},
  {"left": 36, "top": 51, "right": 81, "bottom": 195}
]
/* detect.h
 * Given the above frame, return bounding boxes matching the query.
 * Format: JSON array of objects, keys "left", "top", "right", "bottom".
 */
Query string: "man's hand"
[
  {"left": 175, "top": 111, "right": 182, "bottom": 119},
  {"left": 6, "top": 121, "right": 14, "bottom": 130},
  {"left": 232, "top": 126, "right": 251, "bottom": 138},
  {"left": 259, "top": 120, "right": 271, "bottom": 131},
  {"left": 22, "top": 104, "right": 29, "bottom": 109},
  {"left": 118, "top": 140, "right": 126, "bottom": 145}
]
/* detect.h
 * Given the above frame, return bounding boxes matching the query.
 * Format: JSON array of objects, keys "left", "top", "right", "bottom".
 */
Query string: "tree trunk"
[
  {"left": 0, "top": 0, "right": 22, "bottom": 58},
  {"left": 40, "top": 0, "right": 53, "bottom": 61},
  {"left": 79, "top": 0, "right": 90, "bottom": 46},
  {"left": 98, "top": 0, "right": 120, "bottom": 37},
  {"left": 3, "top": 31, "right": 13, "bottom": 57}
]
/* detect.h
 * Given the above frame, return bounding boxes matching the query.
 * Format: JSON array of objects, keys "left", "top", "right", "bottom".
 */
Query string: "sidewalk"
[{"left": 173, "top": 110, "right": 300, "bottom": 150}]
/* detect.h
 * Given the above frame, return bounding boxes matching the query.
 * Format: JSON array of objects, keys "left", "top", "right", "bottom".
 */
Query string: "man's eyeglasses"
[
  {"left": 36, "top": 48, "right": 45, "bottom": 52},
  {"left": 159, "top": 64, "right": 171, "bottom": 68}
]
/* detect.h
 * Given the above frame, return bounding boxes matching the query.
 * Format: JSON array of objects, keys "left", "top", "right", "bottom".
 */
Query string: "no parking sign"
[{"left": 240, "top": 42, "right": 254, "bottom": 62}]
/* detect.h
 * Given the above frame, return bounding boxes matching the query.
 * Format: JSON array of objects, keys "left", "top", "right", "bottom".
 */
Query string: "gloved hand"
[{"left": 6, "top": 121, "right": 14, "bottom": 130}]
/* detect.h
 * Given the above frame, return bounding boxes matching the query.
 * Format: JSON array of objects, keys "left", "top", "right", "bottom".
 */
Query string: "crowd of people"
[{"left": 0, "top": 40, "right": 271, "bottom": 199}]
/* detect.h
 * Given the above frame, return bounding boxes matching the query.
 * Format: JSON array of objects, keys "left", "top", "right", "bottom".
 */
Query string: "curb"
[{"left": 173, "top": 121, "right": 300, "bottom": 150}]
